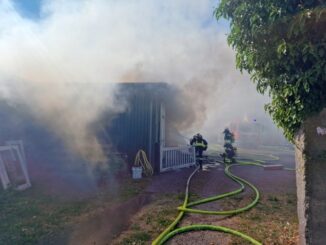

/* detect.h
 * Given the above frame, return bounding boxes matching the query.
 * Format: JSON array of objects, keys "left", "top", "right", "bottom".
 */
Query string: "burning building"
[
  {"left": 104, "top": 83, "right": 194, "bottom": 173},
  {"left": 0, "top": 82, "right": 196, "bottom": 191}
]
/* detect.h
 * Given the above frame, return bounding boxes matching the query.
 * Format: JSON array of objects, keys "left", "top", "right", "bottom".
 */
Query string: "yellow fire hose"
[
  {"left": 152, "top": 152, "right": 293, "bottom": 245},
  {"left": 134, "top": 150, "right": 154, "bottom": 176}
]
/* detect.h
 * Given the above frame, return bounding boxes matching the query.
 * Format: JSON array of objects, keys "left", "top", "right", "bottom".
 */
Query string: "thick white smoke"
[{"left": 0, "top": 0, "right": 285, "bottom": 162}]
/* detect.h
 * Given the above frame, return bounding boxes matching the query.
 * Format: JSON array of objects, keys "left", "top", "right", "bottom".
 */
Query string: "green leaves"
[
  {"left": 215, "top": 1, "right": 326, "bottom": 141},
  {"left": 318, "top": 47, "right": 325, "bottom": 57},
  {"left": 277, "top": 40, "right": 287, "bottom": 57}
]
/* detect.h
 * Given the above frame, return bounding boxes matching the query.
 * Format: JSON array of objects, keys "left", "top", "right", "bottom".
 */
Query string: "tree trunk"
[{"left": 295, "top": 108, "right": 326, "bottom": 245}]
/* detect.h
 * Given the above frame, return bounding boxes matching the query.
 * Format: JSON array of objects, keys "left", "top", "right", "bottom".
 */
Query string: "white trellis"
[{"left": 0, "top": 140, "right": 31, "bottom": 190}]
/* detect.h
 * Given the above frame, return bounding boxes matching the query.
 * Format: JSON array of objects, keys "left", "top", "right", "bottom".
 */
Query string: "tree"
[
  {"left": 215, "top": 1, "right": 325, "bottom": 140},
  {"left": 215, "top": 1, "right": 326, "bottom": 244}
]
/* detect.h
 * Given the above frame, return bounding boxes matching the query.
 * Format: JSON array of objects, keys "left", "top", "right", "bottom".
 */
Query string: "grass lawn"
[
  {"left": 0, "top": 177, "right": 149, "bottom": 244},
  {"left": 221, "top": 192, "right": 298, "bottom": 245},
  {"left": 112, "top": 193, "right": 181, "bottom": 245},
  {"left": 0, "top": 188, "right": 87, "bottom": 244},
  {"left": 112, "top": 191, "right": 298, "bottom": 245}
]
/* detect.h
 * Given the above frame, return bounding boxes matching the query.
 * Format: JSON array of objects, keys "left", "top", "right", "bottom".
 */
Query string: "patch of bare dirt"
[{"left": 67, "top": 194, "right": 152, "bottom": 245}]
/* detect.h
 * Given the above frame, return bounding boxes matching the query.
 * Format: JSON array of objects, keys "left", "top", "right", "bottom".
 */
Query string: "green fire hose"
[{"left": 152, "top": 159, "right": 271, "bottom": 245}]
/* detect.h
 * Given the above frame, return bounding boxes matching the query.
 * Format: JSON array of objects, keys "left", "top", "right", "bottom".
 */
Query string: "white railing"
[{"left": 160, "top": 145, "right": 196, "bottom": 172}]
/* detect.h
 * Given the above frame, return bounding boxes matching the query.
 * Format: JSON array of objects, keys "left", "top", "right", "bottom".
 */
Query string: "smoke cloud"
[{"left": 0, "top": 0, "right": 286, "bottom": 162}]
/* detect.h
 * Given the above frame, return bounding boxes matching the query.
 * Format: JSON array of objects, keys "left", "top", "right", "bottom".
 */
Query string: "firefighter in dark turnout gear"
[
  {"left": 190, "top": 133, "right": 208, "bottom": 169},
  {"left": 221, "top": 128, "right": 237, "bottom": 163}
]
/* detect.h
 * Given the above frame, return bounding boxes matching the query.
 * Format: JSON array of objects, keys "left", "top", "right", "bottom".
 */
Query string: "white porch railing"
[{"left": 160, "top": 145, "right": 196, "bottom": 172}]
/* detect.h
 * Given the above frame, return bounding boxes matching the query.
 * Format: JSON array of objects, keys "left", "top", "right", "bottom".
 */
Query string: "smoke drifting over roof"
[{"left": 0, "top": 0, "right": 286, "bottom": 162}]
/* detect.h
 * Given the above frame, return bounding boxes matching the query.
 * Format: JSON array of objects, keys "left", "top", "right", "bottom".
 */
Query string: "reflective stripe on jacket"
[{"left": 194, "top": 141, "right": 206, "bottom": 148}]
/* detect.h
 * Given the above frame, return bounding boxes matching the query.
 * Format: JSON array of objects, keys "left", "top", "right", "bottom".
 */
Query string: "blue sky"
[
  {"left": 11, "top": 0, "right": 229, "bottom": 30},
  {"left": 12, "top": 0, "right": 42, "bottom": 19}
]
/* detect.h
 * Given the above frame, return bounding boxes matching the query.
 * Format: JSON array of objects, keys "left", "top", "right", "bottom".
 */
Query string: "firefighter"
[
  {"left": 221, "top": 128, "right": 237, "bottom": 163},
  {"left": 190, "top": 133, "right": 208, "bottom": 169}
]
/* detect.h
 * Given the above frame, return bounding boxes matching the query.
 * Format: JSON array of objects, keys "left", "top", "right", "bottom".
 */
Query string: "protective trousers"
[{"left": 196, "top": 149, "right": 203, "bottom": 169}]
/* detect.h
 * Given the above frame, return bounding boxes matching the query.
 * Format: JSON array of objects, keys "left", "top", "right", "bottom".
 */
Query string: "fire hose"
[
  {"left": 152, "top": 154, "right": 288, "bottom": 245},
  {"left": 134, "top": 150, "right": 154, "bottom": 176}
]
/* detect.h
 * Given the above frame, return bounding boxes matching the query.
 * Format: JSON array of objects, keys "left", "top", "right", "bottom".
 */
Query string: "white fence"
[{"left": 160, "top": 145, "right": 196, "bottom": 172}]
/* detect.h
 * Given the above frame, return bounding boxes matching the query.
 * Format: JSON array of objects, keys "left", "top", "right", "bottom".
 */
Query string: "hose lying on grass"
[{"left": 152, "top": 160, "right": 266, "bottom": 245}]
